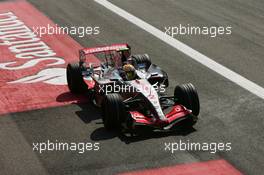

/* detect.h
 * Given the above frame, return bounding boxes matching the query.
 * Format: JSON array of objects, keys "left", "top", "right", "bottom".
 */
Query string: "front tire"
[
  {"left": 102, "top": 93, "right": 126, "bottom": 130},
  {"left": 174, "top": 83, "right": 200, "bottom": 116},
  {"left": 66, "top": 62, "right": 87, "bottom": 93}
]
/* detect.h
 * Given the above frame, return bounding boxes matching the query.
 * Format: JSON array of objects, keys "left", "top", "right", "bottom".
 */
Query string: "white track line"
[{"left": 95, "top": 0, "right": 264, "bottom": 100}]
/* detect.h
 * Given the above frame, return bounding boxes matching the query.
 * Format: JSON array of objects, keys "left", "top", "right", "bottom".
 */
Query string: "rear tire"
[
  {"left": 174, "top": 83, "right": 200, "bottom": 116},
  {"left": 132, "top": 54, "right": 152, "bottom": 69},
  {"left": 66, "top": 62, "right": 87, "bottom": 93},
  {"left": 102, "top": 93, "right": 126, "bottom": 130},
  {"left": 162, "top": 70, "right": 169, "bottom": 88}
]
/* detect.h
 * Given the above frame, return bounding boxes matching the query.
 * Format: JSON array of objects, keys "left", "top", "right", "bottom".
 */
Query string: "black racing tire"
[
  {"left": 162, "top": 70, "right": 169, "bottom": 88},
  {"left": 164, "top": 78, "right": 169, "bottom": 88},
  {"left": 66, "top": 62, "right": 87, "bottom": 93},
  {"left": 132, "top": 54, "right": 152, "bottom": 69},
  {"left": 102, "top": 93, "right": 126, "bottom": 130},
  {"left": 174, "top": 83, "right": 200, "bottom": 116}
]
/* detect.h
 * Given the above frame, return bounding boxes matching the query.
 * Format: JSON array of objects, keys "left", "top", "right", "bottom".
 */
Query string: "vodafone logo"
[
  {"left": 83, "top": 44, "right": 128, "bottom": 54},
  {"left": 0, "top": 11, "right": 66, "bottom": 85}
]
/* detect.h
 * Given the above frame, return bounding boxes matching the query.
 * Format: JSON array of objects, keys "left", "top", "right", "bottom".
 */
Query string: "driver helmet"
[{"left": 123, "top": 64, "right": 136, "bottom": 80}]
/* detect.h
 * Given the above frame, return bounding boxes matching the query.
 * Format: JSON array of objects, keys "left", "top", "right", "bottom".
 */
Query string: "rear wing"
[
  {"left": 79, "top": 43, "right": 130, "bottom": 63},
  {"left": 80, "top": 43, "right": 129, "bottom": 55}
]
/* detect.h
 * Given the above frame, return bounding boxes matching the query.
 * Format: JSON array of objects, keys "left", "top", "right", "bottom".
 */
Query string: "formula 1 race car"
[{"left": 66, "top": 43, "right": 200, "bottom": 132}]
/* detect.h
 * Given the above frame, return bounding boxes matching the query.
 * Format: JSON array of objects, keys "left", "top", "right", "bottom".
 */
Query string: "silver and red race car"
[{"left": 66, "top": 43, "right": 200, "bottom": 132}]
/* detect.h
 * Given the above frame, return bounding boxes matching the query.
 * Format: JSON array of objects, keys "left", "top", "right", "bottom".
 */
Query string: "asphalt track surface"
[{"left": 1, "top": 0, "right": 264, "bottom": 174}]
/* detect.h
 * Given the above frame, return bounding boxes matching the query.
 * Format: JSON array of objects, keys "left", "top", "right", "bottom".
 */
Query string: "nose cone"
[{"left": 127, "top": 79, "right": 166, "bottom": 121}]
